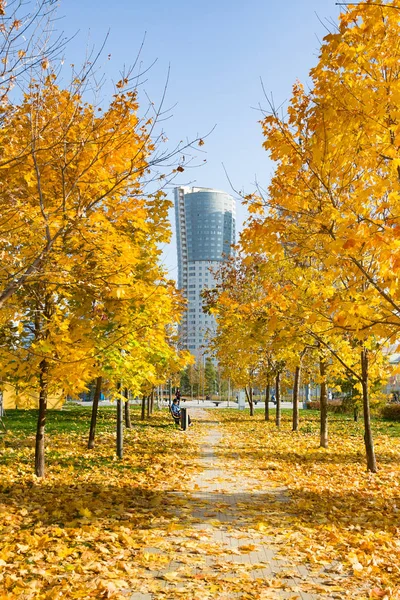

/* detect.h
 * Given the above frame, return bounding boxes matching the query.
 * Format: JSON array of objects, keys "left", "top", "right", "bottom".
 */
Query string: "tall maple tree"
[
  {"left": 235, "top": 0, "right": 400, "bottom": 470},
  {"left": 0, "top": 70, "right": 190, "bottom": 476}
]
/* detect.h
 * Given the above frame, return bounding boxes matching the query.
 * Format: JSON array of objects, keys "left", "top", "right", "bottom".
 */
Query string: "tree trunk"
[
  {"left": 319, "top": 359, "right": 328, "bottom": 448},
  {"left": 141, "top": 395, "right": 146, "bottom": 420},
  {"left": 244, "top": 386, "right": 249, "bottom": 403},
  {"left": 146, "top": 394, "right": 151, "bottom": 418},
  {"left": 361, "top": 348, "right": 377, "bottom": 472},
  {"left": 245, "top": 386, "right": 254, "bottom": 416},
  {"left": 124, "top": 388, "right": 131, "bottom": 429},
  {"left": 88, "top": 376, "right": 102, "bottom": 449},
  {"left": 35, "top": 359, "right": 48, "bottom": 478},
  {"left": 275, "top": 372, "right": 281, "bottom": 428},
  {"left": 292, "top": 366, "right": 301, "bottom": 432},
  {"left": 116, "top": 388, "right": 123, "bottom": 459},
  {"left": 149, "top": 388, "right": 155, "bottom": 415},
  {"left": 156, "top": 386, "right": 160, "bottom": 408},
  {"left": 249, "top": 386, "right": 254, "bottom": 416},
  {"left": 264, "top": 384, "right": 270, "bottom": 421},
  {"left": 354, "top": 407, "right": 359, "bottom": 422}
]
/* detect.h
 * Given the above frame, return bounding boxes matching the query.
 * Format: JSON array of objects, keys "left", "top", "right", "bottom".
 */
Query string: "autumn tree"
[
  {"left": 0, "top": 0, "right": 65, "bottom": 101},
  {"left": 233, "top": 1, "right": 400, "bottom": 470},
  {"left": 204, "top": 255, "right": 305, "bottom": 419},
  {"left": 204, "top": 358, "right": 217, "bottom": 396},
  {"left": 0, "top": 65, "right": 193, "bottom": 475}
]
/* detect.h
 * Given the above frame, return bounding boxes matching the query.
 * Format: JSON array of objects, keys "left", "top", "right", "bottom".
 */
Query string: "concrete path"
[
  {"left": 68, "top": 399, "right": 295, "bottom": 410},
  {"left": 130, "top": 411, "right": 348, "bottom": 599}
]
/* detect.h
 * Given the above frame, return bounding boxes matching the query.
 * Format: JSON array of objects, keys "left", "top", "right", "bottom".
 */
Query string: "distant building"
[{"left": 174, "top": 186, "right": 236, "bottom": 356}]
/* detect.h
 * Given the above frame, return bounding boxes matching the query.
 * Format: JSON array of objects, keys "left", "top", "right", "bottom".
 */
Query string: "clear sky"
[{"left": 58, "top": 0, "right": 342, "bottom": 279}]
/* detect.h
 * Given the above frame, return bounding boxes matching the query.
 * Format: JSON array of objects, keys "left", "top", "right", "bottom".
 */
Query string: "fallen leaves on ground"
[
  {"left": 215, "top": 410, "right": 400, "bottom": 599},
  {"left": 0, "top": 406, "right": 204, "bottom": 599},
  {"left": 2, "top": 406, "right": 399, "bottom": 599}
]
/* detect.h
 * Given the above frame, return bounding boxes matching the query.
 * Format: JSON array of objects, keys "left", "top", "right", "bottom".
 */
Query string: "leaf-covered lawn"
[
  {"left": 216, "top": 409, "right": 400, "bottom": 599},
  {"left": 0, "top": 405, "right": 203, "bottom": 599},
  {"left": 1, "top": 406, "right": 400, "bottom": 599}
]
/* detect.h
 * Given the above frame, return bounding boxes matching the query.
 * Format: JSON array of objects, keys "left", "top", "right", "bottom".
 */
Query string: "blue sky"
[{"left": 59, "top": 0, "right": 342, "bottom": 278}]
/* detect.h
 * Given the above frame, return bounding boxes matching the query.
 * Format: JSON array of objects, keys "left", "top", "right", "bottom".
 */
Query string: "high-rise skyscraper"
[{"left": 174, "top": 186, "right": 236, "bottom": 356}]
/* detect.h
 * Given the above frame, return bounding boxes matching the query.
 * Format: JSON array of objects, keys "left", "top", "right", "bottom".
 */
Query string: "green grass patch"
[{"left": 1, "top": 403, "right": 171, "bottom": 437}]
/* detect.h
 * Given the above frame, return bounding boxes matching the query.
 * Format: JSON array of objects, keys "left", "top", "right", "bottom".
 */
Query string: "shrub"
[
  {"left": 306, "top": 400, "right": 343, "bottom": 412},
  {"left": 307, "top": 401, "right": 320, "bottom": 410},
  {"left": 381, "top": 404, "right": 400, "bottom": 422}
]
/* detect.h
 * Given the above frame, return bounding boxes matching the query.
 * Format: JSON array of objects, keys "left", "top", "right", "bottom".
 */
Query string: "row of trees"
[
  {"left": 204, "top": 1, "right": 400, "bottom": 472},
  {"left": 180, "top": 357, "right": 229, "bottom": 398},
  {"left": 0, "top": 1, "right": 194, "bottom": 476}
]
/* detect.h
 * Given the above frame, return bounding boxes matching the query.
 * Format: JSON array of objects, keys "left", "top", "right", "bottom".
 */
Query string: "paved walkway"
[
  {"left": 69, "top": 400, "right": 295, "bottom": 410},
  {"left": 131, "top": 411, "right": 347, "bottom": 599}
]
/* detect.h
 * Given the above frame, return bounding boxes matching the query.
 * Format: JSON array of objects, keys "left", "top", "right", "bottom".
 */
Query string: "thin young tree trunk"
[
  {"left": 292, "top": 366, "right": 301, "bottom": 432},
  {"left": 244, "top": 386, "right": 249, "bottom": 403},
  {"left": 249, "top": 386, "right": 254, "bottom": 416},
  {"left": 116, "top": 386, "right": 123, "bottom": 459},
  {"left": 146, "top": 394, "right": 151, "bottom": 418},
  {"left": 264, "top": 384, "right": 270, "bottom": 421},
  {"left": 141, "top": 395, "right": 146, "bottom": 420},
  {"left": 361, "top": 348, "right": 377, "bottom": 472},
  {"left": 245, "top": 386, "right": 254, "bottom": 416},
  {"left": 124, "top": 388, "right": 131, "bottom": 429},
  {"left": 275, "top": 372, "right": 281, "bottom": 428},
  {"left": 149, "top": 388, "right": 155, "bottom": 415},
  {"left": 319, "top": 359, "right": 328, "bottom": 448},
  {"left": 88, "top": 376, "right": 102, "bottom": 449},
  {"left": 35, "top": 359, "right": 48, "bottom": 478}
]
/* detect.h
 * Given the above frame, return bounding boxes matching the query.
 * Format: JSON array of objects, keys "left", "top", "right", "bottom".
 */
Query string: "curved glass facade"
[
  {"left": 174, "top": 186, "right": 236, "bottom": 356},
  {"left": 185, "top": 190, "right": 236, "bottom": 262}
]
